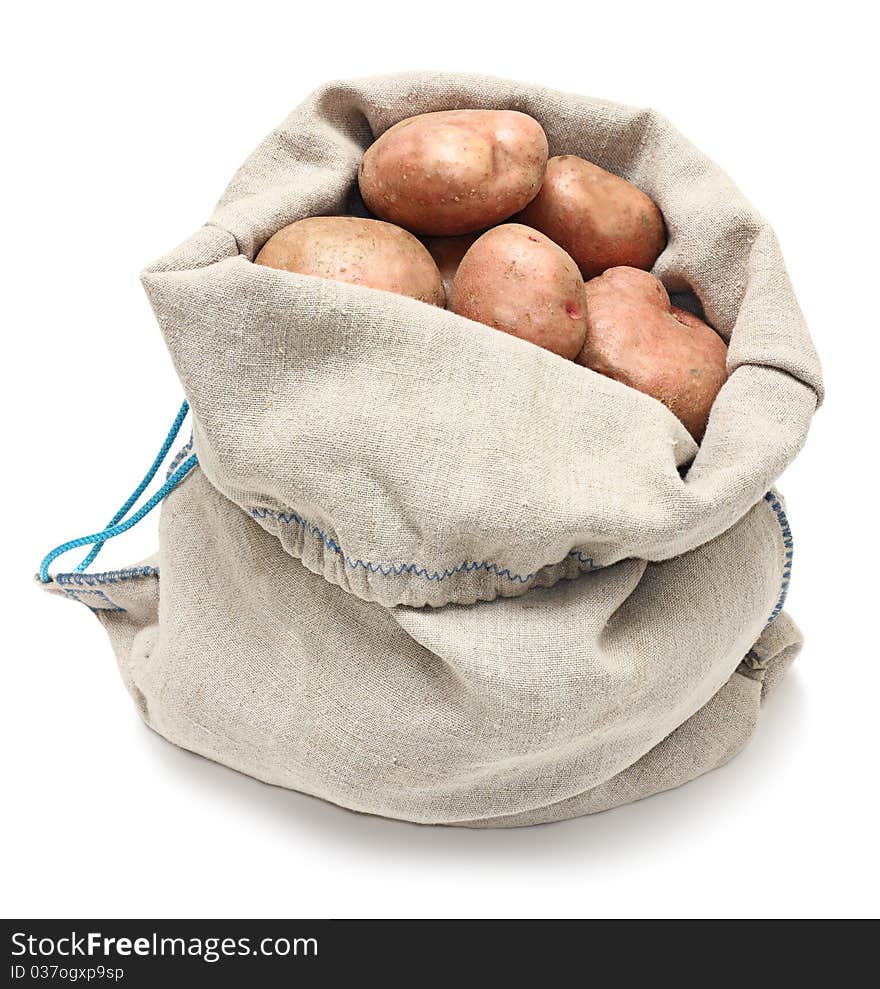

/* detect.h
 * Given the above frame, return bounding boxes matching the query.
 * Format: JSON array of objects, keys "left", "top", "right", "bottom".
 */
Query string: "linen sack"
[{"left": 42, "top": 73, "right": 822, "bottom": 826}]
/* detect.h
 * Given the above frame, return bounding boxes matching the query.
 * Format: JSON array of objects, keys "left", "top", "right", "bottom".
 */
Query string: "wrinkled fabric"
[{"left": 42, "top": 74, "right": 819, "bottom": 825}]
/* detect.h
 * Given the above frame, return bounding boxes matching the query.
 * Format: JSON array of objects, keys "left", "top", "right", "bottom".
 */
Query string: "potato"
[
  {"left": 517, "top": 155, "right": 666, "bottom": 279},
  {"left": 450, "top": 223, "right": 587, "bottom": 359},
  {"left": 359, "top": 110, "right": 549, "bottom": 236},
  {"left": 576, "top": 267, "right": 727, "bottom": 440},
  {"left": 423, "top": 233, "right": 480, "bottom": 302},
  {"left": 255, "top": 216, "right": 444, "bottom": 306}
]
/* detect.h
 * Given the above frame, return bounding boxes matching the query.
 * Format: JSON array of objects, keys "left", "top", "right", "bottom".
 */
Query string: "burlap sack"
[{"left": 41, "top": 73, "right": 822, "bottom": 826}]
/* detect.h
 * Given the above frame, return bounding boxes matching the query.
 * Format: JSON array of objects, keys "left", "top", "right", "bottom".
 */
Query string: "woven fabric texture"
[{"left": 44, "top": 73, "right": 820, "bottom": 825}]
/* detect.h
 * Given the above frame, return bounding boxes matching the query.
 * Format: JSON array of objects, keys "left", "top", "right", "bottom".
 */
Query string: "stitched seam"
[
  {"left": 743, "top": 647, "right": 768, "bottom": 671},
  {"left": 764, "top": 491, "right": 793, "bottom": 626},
  {"left": 62, "top": 588, "right": 126, "bottom": 613},
  {"left": 252, "top": 507, "right": 596, "bottom": 584},
  {"left": 166, "top": 436, "right": 194, "bottom": 479},
  {"left": 55, "top": 565, "right": 159, "bottom": 587}
]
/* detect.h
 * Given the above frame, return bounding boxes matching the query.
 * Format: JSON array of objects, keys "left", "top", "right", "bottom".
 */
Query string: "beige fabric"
[
  {"left": 43, "top": 467, "right": 800, "bottom": 826},
  {"left": 42, "top": 73, "right": 819, "bottom": 825},
  {"left": 141, "top": 72, "right": 821, "bottom": 609}
]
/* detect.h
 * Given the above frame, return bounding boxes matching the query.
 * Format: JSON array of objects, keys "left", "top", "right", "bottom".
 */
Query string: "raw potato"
[
  {"left": 359, "top": 110, "right": 549, "bottom": 236},
  {"left": 450, "top": 223, "right": 588, "bottom": 359},
  {"left": 423, "top": 233, "right": 479, "bottom": 302},
  {"left": 576, "top": 267, "right": 727, "bottom": 441},
  {"left": 517, "top": 155, "right": 666, "bottom": 279},
  {"left": 255, "top": 216, "right": 444, "bottom": 306}
]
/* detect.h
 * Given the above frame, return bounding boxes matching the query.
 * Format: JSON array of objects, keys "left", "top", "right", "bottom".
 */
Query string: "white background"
[{"left": 2, "top": 1, "right": 878, "bottom": 919}]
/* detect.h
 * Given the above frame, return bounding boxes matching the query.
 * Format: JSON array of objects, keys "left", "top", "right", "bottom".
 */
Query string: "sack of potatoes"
[{"left": 44, "top": 74, "right": 822, "bottom": 827}]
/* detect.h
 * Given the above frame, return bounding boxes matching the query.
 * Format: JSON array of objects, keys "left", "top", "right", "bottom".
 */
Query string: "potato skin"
[
  {"left": 359, "top": 110, "right": 549, "bottom": 237},
  {"left": 450, "top": 223, "right": 588, "bottom": 359},
  {"left": 576, "top": 267, "right": 727, "bottom": 440},
  {"left": 423, "top": 233, "right": 480, "bottom": 303},
  {"left": 517, "top": 156, "right": 666, "bottom": 279},
  {"left": 255, "top": 216, "right": 444, "bottom": 306}
]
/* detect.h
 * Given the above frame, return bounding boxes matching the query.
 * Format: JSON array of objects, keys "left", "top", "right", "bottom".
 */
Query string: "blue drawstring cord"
[
  {"left": 38, "top": 401, "right": 197, "bottom": 584},
  {"left": 76, "top": 400, "right": 192, "bottom": 573}
]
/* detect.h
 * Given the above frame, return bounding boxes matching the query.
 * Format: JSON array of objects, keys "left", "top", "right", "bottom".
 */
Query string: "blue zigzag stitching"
[
  {"left": 55, "top": 565, "right": 160, "bottom": 588},
  {"left": 252, "top": 507, "right": 595, "bottom": 584},
  {"left": 764, "top": 491, "right": 793, "bottom": 626},
  {"left": 166, "top": 436, "right": 194, "bottom": 479}
]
